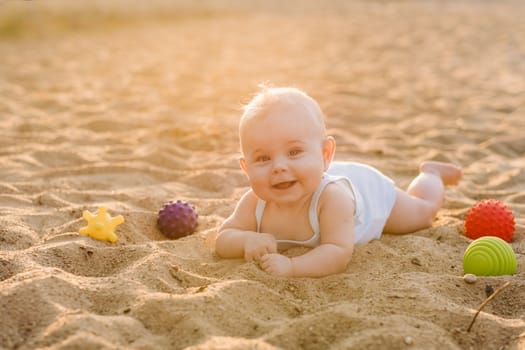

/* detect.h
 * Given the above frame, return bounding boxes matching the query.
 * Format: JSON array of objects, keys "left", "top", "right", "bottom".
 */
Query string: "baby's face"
[{"left": 240, "top": 102, "right": 329, "bottom": 205}]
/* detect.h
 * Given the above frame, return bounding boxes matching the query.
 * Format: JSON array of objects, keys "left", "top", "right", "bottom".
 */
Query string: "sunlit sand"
[{"left": 0, "top": 1, "right": 524, "bottom": 349}]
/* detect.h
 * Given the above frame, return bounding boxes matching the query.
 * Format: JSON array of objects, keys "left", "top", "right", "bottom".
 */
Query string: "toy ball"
[
  {"left": 463, "top": 236, "right": 516, "bottom": 276},
  {"left": 157, "top": 200, "right": 198, "bottom": 239},
  {"left": 464, "top": 199, "right": 515, "bottom": 242}
]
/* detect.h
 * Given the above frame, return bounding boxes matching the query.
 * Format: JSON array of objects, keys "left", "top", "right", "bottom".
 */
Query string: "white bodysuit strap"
[
  {"left": 307, "top": 175, "right": 332, "bottom": 236},
  {"left": 255, "top": 198, "right": 266, "bottom": 233},
  {"left": 305, "top": 175, "right": 356, "bottom": 240}
]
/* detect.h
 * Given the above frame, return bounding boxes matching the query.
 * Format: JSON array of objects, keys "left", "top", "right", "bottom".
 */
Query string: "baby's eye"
[
  {"left": 255, "top": 155, "right": 270, "bottom": 163},
  {"left": 289, "top": 149, "right": 302, "bottom": 157}
]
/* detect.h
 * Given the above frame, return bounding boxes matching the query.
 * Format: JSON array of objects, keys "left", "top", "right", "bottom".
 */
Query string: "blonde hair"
[{"left": 239, "top": 85, "right": 326, "bottom": 137}]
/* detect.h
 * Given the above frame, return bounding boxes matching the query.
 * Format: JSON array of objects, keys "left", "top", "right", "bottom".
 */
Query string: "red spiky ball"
[
  {"left": 157, "top": 200, "right": 198, "bottom": 239},
  {"left": 464, "top": 199, "right": 515, "bottom": 242}
]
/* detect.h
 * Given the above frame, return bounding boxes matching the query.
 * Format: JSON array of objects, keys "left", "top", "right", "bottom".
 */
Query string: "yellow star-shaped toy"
[{"left": 79, "top": 206, "right": 124, "bottom": 243}]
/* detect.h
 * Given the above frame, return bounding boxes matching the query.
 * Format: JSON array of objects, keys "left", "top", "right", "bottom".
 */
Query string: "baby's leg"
[{"left": 383, "top": 161, "right": 462, "bottom": 234}]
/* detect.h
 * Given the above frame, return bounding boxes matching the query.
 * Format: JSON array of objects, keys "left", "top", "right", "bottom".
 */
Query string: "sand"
[{"left": 1, "top": 0, "right": 524, "bottom": 349}]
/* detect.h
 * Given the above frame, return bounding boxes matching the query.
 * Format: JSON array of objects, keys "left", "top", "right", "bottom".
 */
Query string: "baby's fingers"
[
  {"left": 259, "top": 253, "right": 275, "bottom": 270},
  {"left": 245, "top": 252, "right": 260, "bottom": 262},
  {"left": 245, "top": 248, "right": 266, "bottom": 262},
  {"left": 267, "top": 243, "right": 278, "bottom": 254}
]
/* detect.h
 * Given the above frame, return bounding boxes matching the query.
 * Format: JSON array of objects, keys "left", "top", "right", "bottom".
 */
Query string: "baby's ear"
[
  {"left": 239, "top": 157, "right": 248, "bottom": 173},
  {"left": 322, "top": 136, "right": 336, "bottom": 170}
]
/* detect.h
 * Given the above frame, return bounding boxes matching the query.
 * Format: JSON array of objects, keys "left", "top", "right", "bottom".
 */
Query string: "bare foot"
[{"left": 420, "top": 161, "right": 462, "bottom": 186}]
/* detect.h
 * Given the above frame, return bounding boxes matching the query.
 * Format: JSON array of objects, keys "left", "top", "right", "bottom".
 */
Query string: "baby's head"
[
  {"left": 239, "top": 86, "right": 326, "bottom": 150},
  {"left": 238, "top": 85, "right": 335, "bottom": 203}
]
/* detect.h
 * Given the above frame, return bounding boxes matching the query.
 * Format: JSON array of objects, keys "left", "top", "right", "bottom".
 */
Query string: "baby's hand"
[
  {"left": 244, "top": 233, "right": 277, "bottom": 262},
  {"left": 260, "top": 253, "right": 293, "bottom": 277}
]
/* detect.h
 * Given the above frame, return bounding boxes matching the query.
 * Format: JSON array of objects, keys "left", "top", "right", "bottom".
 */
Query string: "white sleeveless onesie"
[{"left": 255, "top": 161, "right": 397, "bottom": 246}]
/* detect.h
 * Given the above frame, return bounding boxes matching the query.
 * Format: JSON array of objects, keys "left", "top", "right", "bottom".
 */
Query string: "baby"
[{"left": 215, "top": 86, "right": 462, "bottom": 278}]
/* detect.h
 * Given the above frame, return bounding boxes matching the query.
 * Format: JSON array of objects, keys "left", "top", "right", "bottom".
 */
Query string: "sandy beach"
[{"left": 1, "top": 0, "right": 524, "bottom": 349}]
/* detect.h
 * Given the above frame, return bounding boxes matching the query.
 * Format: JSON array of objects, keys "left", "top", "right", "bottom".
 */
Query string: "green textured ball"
[{"left": 463, "top": 236, "right": 517, "bottom": 276}]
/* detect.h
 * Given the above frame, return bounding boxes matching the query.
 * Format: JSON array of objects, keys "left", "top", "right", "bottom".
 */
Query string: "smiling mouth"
[{"left": 272, "top": 181, "right": 297, "bottom": 190}]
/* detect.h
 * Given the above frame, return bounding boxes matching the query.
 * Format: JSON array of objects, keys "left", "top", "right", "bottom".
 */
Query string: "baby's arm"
[
  {"left": 215, "top": 190, "right": 277, "bottom": 261},
  {"left": 260, "top": 183, "right": 355, "bottom": 277}
]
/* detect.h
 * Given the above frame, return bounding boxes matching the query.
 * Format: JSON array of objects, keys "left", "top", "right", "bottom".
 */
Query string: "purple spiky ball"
[{"left": 157, "top": 200, "right": 198, "bottom": 239}]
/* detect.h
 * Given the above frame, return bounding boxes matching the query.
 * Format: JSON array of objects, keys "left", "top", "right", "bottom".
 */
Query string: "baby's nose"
[{"left": 272, "top": 157, "right": 288, "bottom": 173}]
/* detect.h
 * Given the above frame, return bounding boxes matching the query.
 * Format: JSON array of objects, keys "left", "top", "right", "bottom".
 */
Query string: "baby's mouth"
[{"left": 272, "top": 181, "right": 297, "bottom": 190}]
